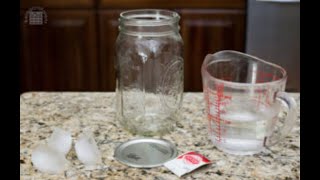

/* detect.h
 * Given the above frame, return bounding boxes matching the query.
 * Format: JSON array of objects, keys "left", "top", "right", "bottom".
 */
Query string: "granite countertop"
[{"left": 20, "top": 92, "right": 300, "bottom": 180}]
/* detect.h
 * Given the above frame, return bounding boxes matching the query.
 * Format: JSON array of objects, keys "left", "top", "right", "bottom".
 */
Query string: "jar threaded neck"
[{"left": 119, "top": 9, "right": 180, "bottom": 35}]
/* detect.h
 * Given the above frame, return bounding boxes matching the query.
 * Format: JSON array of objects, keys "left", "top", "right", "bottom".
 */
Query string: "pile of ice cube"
[{"left": 31, "top": 127, "right": 102, "bottom": 174}]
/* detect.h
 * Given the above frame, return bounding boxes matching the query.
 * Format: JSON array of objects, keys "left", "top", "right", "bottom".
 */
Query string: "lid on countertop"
[{"left": 114, "top": 138, "right": 178, "bottom": 168}]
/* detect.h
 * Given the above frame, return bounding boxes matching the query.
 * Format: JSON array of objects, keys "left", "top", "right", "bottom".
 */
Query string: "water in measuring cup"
[{"left": 209, "top": 100, "right": 279, "bottom": 155}]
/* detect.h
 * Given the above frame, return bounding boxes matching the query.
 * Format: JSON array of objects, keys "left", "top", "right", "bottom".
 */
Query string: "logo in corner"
[{"left": 24, "top": 7, "right": 48, "bottom": 25}]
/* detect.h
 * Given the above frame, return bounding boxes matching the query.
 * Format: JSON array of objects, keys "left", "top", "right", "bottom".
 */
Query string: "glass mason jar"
[{"left": 115, "top": 9, "right": 184, "bottom": 136}]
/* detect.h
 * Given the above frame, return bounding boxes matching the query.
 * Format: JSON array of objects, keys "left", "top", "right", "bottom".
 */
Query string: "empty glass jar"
[{"left": 115, "top": 9, "right": 184, "bottom": 136}]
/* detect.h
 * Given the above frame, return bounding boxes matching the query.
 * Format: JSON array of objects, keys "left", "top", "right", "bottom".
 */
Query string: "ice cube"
[
  {"left": 47, "top": 127, "right": 72, "bottom": 155},
  {"left": 75, "top": 132, "right": 101, "bottom": 166},
  {"left": 31, "top": 144, "right": 69, "bottom": 174}
]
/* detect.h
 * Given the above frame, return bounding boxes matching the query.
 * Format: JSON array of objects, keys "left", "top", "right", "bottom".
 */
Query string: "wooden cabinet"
[
  {"left": 98, "top": 0, "right": 245, "bottom": 9},
  {"left": 20, "top": 0, "right": 246, "bottom": 92},
  {"left": 20, "top": 10, "right": 99, "bottom": 92},
  {"left": 179, "top": 9, "right": 245, "bottom": 91},
  {"left": 98, "top": 10, "right": 121, "bottom": 91},
  {"left": 21, "top": 0, "right": 94, "bottom": 9}
]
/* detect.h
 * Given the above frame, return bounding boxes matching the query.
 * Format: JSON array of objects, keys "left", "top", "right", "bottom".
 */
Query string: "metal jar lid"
[{"left": 114, "top": 138, "right": 178, "bottom": 168}]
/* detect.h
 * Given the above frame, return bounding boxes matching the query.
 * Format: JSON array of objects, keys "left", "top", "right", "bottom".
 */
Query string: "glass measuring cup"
[{"left": 201, "top": 50, "right": 298, "bottom": 155}]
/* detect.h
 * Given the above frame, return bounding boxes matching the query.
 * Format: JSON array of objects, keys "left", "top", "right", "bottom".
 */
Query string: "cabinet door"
[
  {"left": 21, "top": 0, "right": 94, "bottom": 9},
  {"left": 99, "top": 0, "right": 245, "bottom": 9},
  {"left": 179, "top": 9, "right": 245, "bottom": 91},
  {"left": 20, "top": 10, "right": 98, "bottom": 92},
  {"left": 98, "top": 10, "right": 122, "bottom": 91}
]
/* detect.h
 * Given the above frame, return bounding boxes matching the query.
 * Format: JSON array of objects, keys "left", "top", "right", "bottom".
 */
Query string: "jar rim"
[{"left": 119, "top": 9, "right": 180, "bottom": 26}]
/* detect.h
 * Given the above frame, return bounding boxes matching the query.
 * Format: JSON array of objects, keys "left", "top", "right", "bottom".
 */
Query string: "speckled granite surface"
[{"left": 20, "top": 92, "right": 300, "bottom": 180}]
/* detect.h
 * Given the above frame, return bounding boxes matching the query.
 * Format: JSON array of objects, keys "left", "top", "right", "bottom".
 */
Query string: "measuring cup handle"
[{"left": 267, "top": 91, "right": 298, "bottom": 147}]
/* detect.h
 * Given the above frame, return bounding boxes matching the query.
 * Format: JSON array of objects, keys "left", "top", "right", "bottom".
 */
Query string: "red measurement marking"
[
  {"left": 264, "top": 87, "right": 271, "bottom": 106},
  {"left": 204, "top": 85, "right": 213, "bottom": 135},
  {"left": 256, "top": 71, "right": 274, "bottom": 83},
  {"left": 255, "top": 70, "right": 276, "bottom": 107},
  {"left": 215, "top": 84, "right": 223, "bottom": 142},
  {"left": 256, "top": 92, "right": 262, "bottom": 108},
  {"left": 255, "top": 85, "right": 273, "bottom": 109},
  {"left": 204, "top": 83, "right": 232, "bottom": 143}
]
